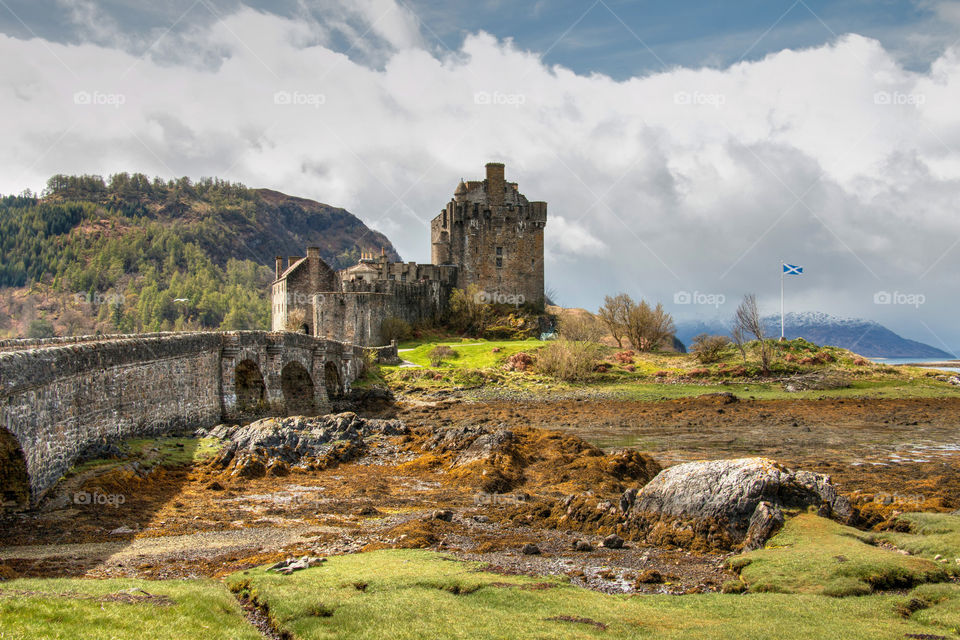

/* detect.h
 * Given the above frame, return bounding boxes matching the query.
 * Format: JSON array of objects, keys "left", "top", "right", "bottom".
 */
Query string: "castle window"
[
  {"left": 389, "top": 274, "right": 395, "bottom": 280},
  {"left": 401, "top": 273, "right": 407, "bottom": 282},
  {"left": 496, "top": 257, "right": 503, "bottom": 268},
  {"left": 496, "top": 246, "right": 502, "bottom": 256},
  {"left": 442, "top": 211, "right": 447, "bottom": 227}
]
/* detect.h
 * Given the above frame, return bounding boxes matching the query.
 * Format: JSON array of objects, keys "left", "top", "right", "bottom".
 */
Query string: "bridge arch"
[
  {"left": 0, "top": 427, "right": 30, "bottom": 511},
  {"left": 281, "top": 361, "right": 316, "bottom": 415},
  {"left": 324, "top": 361, "right": 343, "bottom": 401},
  {"left": 235, "top": 359, "right": 266, "bottom": 412}
]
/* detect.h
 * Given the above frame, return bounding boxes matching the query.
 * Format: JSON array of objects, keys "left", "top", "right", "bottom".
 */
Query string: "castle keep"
[{"left": 271, "top": 163, "right": 547, "bottom": 345}]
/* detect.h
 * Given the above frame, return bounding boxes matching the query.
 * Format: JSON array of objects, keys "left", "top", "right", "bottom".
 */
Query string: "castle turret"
[
  {"left": 485, "top": 162, "right": 505, "bottom": 206},
  {"left": 430, "top": 162, "right": 546, "bottom": 308}
]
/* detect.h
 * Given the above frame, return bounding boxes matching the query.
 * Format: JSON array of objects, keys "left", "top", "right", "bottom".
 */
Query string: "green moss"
[
  {"left": 877, "top": 513, "right": 960, "bottom": 569},
  {"left": 732, "top": 514, "right": 948, "bottom": 596}
]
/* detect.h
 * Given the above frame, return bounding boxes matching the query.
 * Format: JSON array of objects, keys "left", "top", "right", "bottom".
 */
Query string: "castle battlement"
[
  {"left": 272, "top": 162, "right": 546, "bottom": 345},
  {"left": 431, "top": 163, "right": 546, "bottom": 306}
]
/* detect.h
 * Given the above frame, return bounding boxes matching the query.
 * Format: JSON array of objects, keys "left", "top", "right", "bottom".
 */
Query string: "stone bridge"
[{"left": 0, "top": 331, "right": 389, "bottom": 509}]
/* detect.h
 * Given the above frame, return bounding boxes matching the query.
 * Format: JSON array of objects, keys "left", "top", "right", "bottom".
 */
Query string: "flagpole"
[{"left": 780, "top": 262, "right": 785, "bottom": 340}]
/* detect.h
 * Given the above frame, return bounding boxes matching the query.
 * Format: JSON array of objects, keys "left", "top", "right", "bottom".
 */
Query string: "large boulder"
[
  {"left": 626, "top": 457, "right": 856, "bottom": 551},
  {"left": 206, "top": 412, "right": 407, "bottom": 478}
]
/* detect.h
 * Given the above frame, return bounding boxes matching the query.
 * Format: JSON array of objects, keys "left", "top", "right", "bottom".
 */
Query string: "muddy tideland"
[{"left": 1, "top": 395, "right": 958, "bottom": 595}]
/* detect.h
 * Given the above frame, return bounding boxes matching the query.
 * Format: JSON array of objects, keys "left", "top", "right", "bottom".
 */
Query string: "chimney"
[
  {"left": 275, "top": 256, "right": 283, "bottom": 279},
  {"left": 306, "top": 246, "right": 320, "bottom": 259},
  {"left": 288, "top": 255, "right": 302, "bottom": 267},
  {"left": 485, "top": 162, "right": 505, "bottom": 206}
]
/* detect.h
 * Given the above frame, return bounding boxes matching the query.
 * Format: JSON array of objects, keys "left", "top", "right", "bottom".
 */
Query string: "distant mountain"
[
  {"left": 675, "top": 311, "right": 952, "bottom": 359},
  {"left": 0, "top": 173, "right": 401, "bottom": 337}
]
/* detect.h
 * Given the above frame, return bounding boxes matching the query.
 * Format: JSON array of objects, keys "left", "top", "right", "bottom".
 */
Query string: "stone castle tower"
[{"left": 430, "top": 163, "right": 547, "bottom": 307}]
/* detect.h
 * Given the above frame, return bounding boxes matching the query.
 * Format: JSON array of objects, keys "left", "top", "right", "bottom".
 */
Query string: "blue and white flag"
[{"left": 783, "top": 263, "right": 803, "bottom": 275}]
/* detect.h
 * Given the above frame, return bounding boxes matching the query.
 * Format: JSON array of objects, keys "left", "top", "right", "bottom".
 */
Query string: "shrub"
[
  {"left": 534, "top": 339, "right": 602, "bottom": 381},
  {"left": 285, "top": 307, "right": 307, "bottom": 333},
  {"left": 27, "top": 318, "right": 55, "bottom": 338},
  {"left": 687, "top": 367, "right": 710, "bottom": 378},
  {"left": 558, "top": 312, "right": 606, "bottom": 342},
  {"left": 613, "top": 350, "right": 635, "bottom": 364},
  {"left": 721, "top": 580, "right": 748, "bottom": 594},
  {"left": 379, "top": 317, "right": 411, "bottom": 344},
  {"left": 503, "top": 352, "right": 534, "bottom": 372},
  {"left": 690, "top": 334, "right": 730, "bottom": 363},
  {"left": 428, "top": 345, "right": 457, "bottom": 367}
]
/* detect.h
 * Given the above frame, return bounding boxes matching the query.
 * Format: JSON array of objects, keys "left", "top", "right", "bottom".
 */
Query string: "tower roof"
[{"left": 454, "top": 178, "right": 468, "bottom": 196}]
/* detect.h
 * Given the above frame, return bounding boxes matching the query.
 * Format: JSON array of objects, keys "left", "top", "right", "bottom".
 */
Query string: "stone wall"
[
  {"left": 313, "top": 280, "right": 453, "bottom": 346},
  {"left": 0, "top": 333, "right": 223, "bottom": 503},
  {"left": 431, "top": 163, "right": 546, "bottom": 307},
  {"left": 0, "top": 331, "right": 370, "bottom": 507},
  {"left": 271, "top": 247, "right": 340, "bottom": 334}
]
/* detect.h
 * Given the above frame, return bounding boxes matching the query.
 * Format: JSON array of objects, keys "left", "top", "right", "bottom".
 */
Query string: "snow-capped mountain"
[{"left": 674, "top": 312, "right": 953, "bottom": 358}]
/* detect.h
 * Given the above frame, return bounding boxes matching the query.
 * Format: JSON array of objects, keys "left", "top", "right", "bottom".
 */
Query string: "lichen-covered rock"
[
  {"left": 206, "top": 412, "right": 407, "bottom": 478},
  {"left": 626, "top": 457, "right": 856, "bottom": 551}
]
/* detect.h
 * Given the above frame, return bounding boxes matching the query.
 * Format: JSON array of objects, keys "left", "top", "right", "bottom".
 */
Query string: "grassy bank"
[
  {"left": 380, "top": 337, "right": 959, "bottom": 401},
  {"left": 224, "top": 548, "right": 960, "bottom": 639},
  {"left": 0, "top": 577, "right": 259, "bottom": 639}
]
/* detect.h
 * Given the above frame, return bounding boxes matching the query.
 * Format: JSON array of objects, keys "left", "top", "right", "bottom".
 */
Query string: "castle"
[{"left": 271, "top": 162, "right": 547, "bottom": 345}]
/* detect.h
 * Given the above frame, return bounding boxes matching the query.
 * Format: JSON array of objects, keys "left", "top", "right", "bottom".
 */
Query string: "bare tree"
[
  {"left": 597, "top": 293, "right": 632, "bottom": 348},
  {"left": 734, "top": 294, "right": 770, "bottom": 374},
  {"left": 626, "top": 300, "right": 676, "bottom": 352},
  {"left": 731, "top": 325, "right": 748, "bottom": 364}
]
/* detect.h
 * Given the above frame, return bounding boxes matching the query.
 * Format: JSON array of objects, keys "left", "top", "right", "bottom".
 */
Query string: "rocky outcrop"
[
  {"left": 203, "top": 412, "right": 407, "bottom": 478},
  {"left": 419, "top": 424, "right": 661, "bottom": 495},
  {"left": 625, "top": 457, "right": 856, "bottom": 551}
]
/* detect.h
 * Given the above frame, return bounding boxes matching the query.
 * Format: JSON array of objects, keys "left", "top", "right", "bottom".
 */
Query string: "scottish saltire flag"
[{"left": 783, "top": 263, "right": 803, "bottom": 275}]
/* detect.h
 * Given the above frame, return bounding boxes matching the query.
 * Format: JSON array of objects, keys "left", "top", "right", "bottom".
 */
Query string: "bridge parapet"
[{"left": 0, "top": 330, "right": 381, "bottom": 508}]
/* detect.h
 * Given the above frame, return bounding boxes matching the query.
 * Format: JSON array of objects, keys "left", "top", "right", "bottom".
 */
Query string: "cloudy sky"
[{"left": 2, "top": 0, "right": 959, "bottom": 352}]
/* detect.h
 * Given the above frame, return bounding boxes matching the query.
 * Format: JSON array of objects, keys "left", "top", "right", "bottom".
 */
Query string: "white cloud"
[{"left": 1, "top": 4, "right": 959, "bottom": 348}]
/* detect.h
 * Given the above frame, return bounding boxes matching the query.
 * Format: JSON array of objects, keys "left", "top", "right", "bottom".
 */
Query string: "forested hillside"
[{"left": 0, "top": 173, "right": 400, "bottom": 338}]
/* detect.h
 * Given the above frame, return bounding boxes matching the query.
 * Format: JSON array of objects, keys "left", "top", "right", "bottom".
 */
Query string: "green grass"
[
  {"left": 731, "top": 514, "right": 949, "bottom": 596},
  {"left": 394, "top": 339, "right": 543, "bottom": 369},
  {"left": 0, "top": 577, "right": 259, "bottom": 640},
  {"left": 69, "top": 436, "right": 222, "bottom": 475},
  {"left": 906, "top": 583, "right": 960, "bottom": 634},
  {"left": 877, "top": 512, "right": 960, "bottom": 566},
  {"left": 225, "top": 548, "right": 956, "bottom": 639}
]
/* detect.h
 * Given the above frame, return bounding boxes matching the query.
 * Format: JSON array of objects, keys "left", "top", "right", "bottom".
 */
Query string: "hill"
[
  {"left": 675, "top": 312, "right": 951, "bottom": 359},
  {"left": 0, "top": 173, "right": 400, "bottom": 337}
]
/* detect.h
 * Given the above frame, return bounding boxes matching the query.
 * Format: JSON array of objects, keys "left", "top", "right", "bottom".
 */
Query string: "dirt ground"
[
  {"left": 1, "top": 395, "right": 957, "bottom": 594},
  {"left": 398, "top": 395, "right": 960, "bottom": 508}
]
